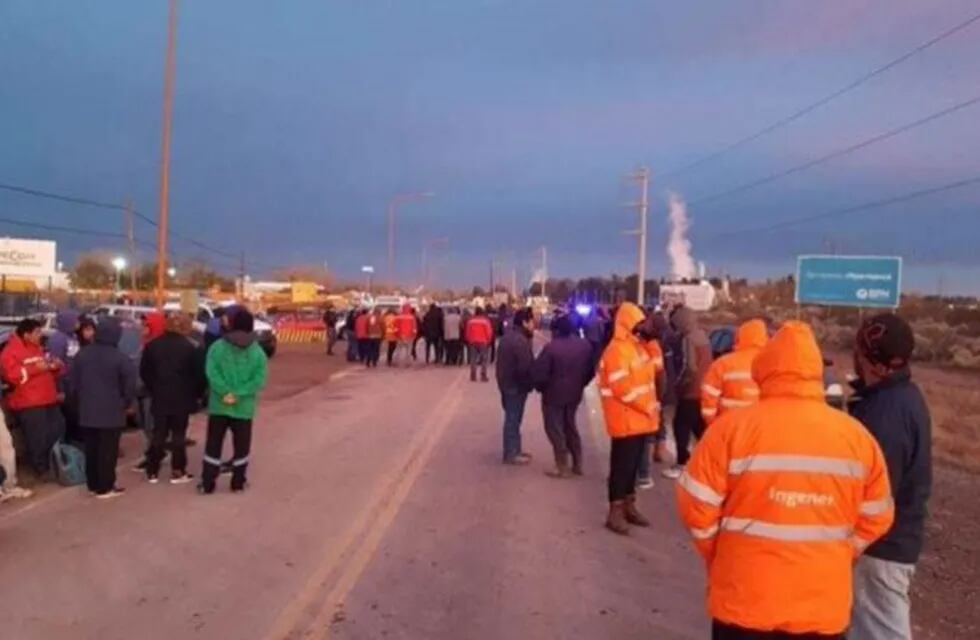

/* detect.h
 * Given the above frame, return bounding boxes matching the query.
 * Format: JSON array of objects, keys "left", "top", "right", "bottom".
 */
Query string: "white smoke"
[{"left": 667, "top": 192, "right": 697, "bottom": 281}]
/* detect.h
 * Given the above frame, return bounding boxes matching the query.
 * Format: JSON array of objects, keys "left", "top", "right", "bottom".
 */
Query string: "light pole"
[
  {"left": 155, "top": 0, "right": 179, "bottom": 309},
  {"left": 387, "top": 191, "right": 434, "bottom": 287},
  {"left": 625, "top": 167, "right": 650, "bottom": 305},
  {"left": 421, "top": 237, "right": 449, "bottom": 291},
  {"left": 112, "top": 257, "right": 127, "bottom": 293},
  {"left": 361, "top": 265, "right": 375, "bottom": 296}
]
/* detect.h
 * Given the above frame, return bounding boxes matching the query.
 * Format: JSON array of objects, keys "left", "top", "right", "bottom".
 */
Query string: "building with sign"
[{"left": 0, "top": 237, "right": 69, "bottom": 291}]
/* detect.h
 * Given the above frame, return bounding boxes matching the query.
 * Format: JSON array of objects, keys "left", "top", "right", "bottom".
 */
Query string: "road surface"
[{"left": 0, "top": 349, "right": 706, "bottom": 640}]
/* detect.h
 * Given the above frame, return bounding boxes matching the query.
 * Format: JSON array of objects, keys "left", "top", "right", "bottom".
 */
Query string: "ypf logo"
[{"left": 856, "top": 288, "right": 869, "bottom": 301}]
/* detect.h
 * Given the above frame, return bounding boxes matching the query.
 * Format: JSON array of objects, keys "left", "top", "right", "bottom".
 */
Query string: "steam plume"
[{"left": 667, "top": 192, "right": 696, "bottom": 280}]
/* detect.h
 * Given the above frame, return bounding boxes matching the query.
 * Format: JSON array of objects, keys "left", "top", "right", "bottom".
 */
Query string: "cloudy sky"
[{"left": 2, "top": 1, "right": 979, "bottom": 292}]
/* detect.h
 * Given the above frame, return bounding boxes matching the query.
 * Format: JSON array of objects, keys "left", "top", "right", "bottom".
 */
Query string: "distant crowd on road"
[
  {"left": 0, "top": 304, "right": 268, "bottom": 502},
  {"left": 480, "top": 299, "right": 931, "bottom": 640}
]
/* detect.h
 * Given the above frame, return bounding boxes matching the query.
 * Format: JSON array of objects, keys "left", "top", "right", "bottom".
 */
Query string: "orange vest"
[
  {"left": 701, "top": 319, "right": 768, "bottom": 424},
  {"left": 675, "top": 322, "right": 894, "bottom": 635},
  {"left": 597, "top": 303, "right": 659, "bottom": 439}
]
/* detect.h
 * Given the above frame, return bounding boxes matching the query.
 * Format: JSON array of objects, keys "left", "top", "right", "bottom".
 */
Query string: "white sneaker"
[
  {"left": 636, "top": 477, "right": 655, "bottom": 491},
  {"left": 170, "top": 472, "right": 194, "bottom": 485},
  {"left": 95, "top": 488, "right": 126, "bottom": 500},
  {"left": 662, "top": 465, "right": 684, "bottom": 480},
  {"left": 1, "top": 486, "right": 33, "bottom": 500}
]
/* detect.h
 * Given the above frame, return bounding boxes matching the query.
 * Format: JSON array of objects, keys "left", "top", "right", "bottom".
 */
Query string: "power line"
[
  {"left": 705, "top": 175, "right": 980, "bottom": 239},
  {"left": 689, "top": 94, "right": 980, "bottom": 207},
  {"left": 662, "top": 9, "right": 980, "bottom": 179}
]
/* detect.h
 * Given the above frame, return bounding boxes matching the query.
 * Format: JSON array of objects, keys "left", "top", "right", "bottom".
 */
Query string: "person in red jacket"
[
  {"left": 394, "top": 304, "right": 418, "bottom": 368},
  {"left": 1, "top": 318, "right": 65, "bottom": 477},
  {"left": 354, "top": 309, "right": 370, "bottom": 363},
  {"left": 465, "top": 307, "right": 495, "bottom": 382}
]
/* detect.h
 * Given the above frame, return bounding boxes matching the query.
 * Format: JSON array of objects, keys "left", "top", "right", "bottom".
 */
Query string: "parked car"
[{"left": 92, "top": 302, "right": 278, "bottom": 357}]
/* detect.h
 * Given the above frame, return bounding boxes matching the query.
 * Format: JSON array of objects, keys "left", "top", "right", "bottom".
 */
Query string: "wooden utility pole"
[
  {"left": 125, "top": 199, "right": 137, "bottom": 290},
  {"left": 155, "top": 0, "right": 179, "bottom": 308},
  {"left": 238, "top": 251, "right": 246, "bottom": 299},
  {"left": 626, "top": 167, "right": 650, "bottom": 306}
]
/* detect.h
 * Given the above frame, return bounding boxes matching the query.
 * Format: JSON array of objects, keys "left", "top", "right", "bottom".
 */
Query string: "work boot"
[
  {"left": 545, "top": 453, "right": 571, "bottom": 478},
  {"left": 605, "top": 501, "right": 630, "bottom": 535},
  {"left": 653, "top": 440, "right": 670, "bottom": 464},
  {"left": 624, "top": 495, "right": 650, "bottom": 527}
]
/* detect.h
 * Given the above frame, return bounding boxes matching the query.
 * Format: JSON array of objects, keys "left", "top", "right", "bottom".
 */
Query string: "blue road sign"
[{"left": 795, "top": 255, "right": 902, "bottom": 309}]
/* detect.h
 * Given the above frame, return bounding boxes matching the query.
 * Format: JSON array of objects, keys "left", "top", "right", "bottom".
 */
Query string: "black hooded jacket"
[
  {"left": 140, "top": 330, "right": 206, "bottom": 415},
  {"left": 849, "top": 369, "right": 932, "bottom": 564},
  {"left": 71, "top": 318, "right": 138, "bottom": 429}
]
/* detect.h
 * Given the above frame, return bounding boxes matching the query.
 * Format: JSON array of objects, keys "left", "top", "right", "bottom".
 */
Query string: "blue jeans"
[{"left": 500, "top": 390, "right": 528, "bottom": 461}]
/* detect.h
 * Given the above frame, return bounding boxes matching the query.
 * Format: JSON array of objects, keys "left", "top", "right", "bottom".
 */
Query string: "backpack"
[{"left": 50, "top": 441, "right": 86, "bottom": 487}]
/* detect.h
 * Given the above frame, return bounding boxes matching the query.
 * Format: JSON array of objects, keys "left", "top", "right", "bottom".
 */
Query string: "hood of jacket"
[
  {"left": 56, "top": 310, "right": 80, "bottom": 334},
  {"left": 671, "top": 306, "right": 699, "bottom": 335},
  {"left": 225, "top": 330, "right": 256, "bottom": 349},
  {"left": 612, "top": 303, "right": 646, "bottom": 342},
  {"left": 401, "top": 304, "right": 414, "bottom": 315},
  {"left": 752, "top": 321, "right": 824, "bottom": 400},
  {"left": 94, "top": 317, "right": 123, "bottom": 347},
  {"left": 735, "top": 319, "right": 768, "bottom": 351},
  {"left": 144, "top": 312, "right": 167, "bottom": 344}
]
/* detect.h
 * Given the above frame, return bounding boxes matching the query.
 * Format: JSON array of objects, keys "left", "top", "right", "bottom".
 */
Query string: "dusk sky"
[{"left": 2, "top": 1, "right": 979, "bottom": 293}]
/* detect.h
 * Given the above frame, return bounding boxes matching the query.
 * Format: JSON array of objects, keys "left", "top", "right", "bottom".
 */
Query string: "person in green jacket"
[{"left": 199, "top": 309, "right": 268, "bottom": 494}]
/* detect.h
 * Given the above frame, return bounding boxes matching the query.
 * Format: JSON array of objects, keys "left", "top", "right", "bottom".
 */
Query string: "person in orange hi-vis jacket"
[
  {"left": 675, "top": 321, "right": 894, "bottom": 639},
  {"left": 393, "top": 304, "right": 418, "bottom": 368},
  {"left": 700, "top": 318, "right": 768, "bottom": 425},
  {"left": 597, "top": 303, "right": 661, "bottom": 535}
]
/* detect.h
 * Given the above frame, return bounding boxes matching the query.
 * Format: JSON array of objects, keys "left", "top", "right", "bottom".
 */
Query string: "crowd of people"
[
  {"left": 0, "top": 305, "right": 268, "bottom": 500},
  {"left": 331, "top": 303, "right": 506, "bottom": 381},
  {"left": 489, "top": 299, "right": 930, "bottom": 640}
]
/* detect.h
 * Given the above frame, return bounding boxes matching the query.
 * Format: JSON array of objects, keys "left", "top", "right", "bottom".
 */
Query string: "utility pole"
[
  {"left": 511, "top": 267, "right": 517, "bottom": 301},
  {"left": 387, "top": 191, "right": 434, "bottom": 289},
  {"left": 625, "top": 167, "right": 650, "bottom": 305},
  {"left": 125, "top": 199, "right": 137, "bottom": 291},
  {"left": 540, "top": 246, "right": 548, "bottom": 300},
  {"left": 155, "top": 0, "right": 179, "bottom": 309},
  {"left": 489, "top": 259, "right": 496, "bottom": 295},
  {"left": 238, "top": 251, "right": 246, "bottom": 299}
]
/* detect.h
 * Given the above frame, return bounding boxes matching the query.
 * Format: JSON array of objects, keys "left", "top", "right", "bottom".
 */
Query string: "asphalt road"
[{"left": 0, "top": 348, "right": 706, "bottom": 640}]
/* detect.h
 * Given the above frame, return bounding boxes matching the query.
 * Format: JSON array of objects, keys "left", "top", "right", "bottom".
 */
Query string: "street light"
[
  {"left": 387, "top": 191, "right": 434, "bottom": 287},
  {"left": 167, "top": 267, "right": 177, "bottom": 278},
  {"left": 112, "top": 257, "right": 127, "bottom": 292},
  {"left": 361, "top": 265, "right": 375, "bottom": 295}
]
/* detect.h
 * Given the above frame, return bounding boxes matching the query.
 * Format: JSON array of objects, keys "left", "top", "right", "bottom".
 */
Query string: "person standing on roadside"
[
  {"left": 443, "top": 307, "right": 462, "bottom": 365},
  {"left": 421, "top": 304, "right": 445, "bottom": 365},
  {"left": 394, "top": 304, "right": 418, "bottom": 368},
  {"left": 466, "top": 307, "right": 495, "bottom": 382},
  {"left": 0, "top": 381, "right": 33, "bottom": 502},
  {"left": 344, "top": 308, "right": 360, "bottom": 363},
  {"left": 848, "top": 314, "right": 931, "bottom": 640},
  {"left": 676, "top": 321, "right": 894, "bottom": 640},
  {"left": 200, "top": 310, "right": 268, "bottom": 494},
  {"left": 700, "top": 318, "right": 768, "bottom": 425},
  {"left": 71, "top": 317, "right": 138, "bottom": 499},
  {"left": 495, "top": 308, "right": 535, "bottom": 465},
  {"left": 663, "top": 306, "right": 712, "bottom": 480},
  {"left": 596, "top": 303, "right": 659, "bottom": 535},
  {"left": 532, "top": 314, "right": 594, "bottom": 477},
  {"left": 47, "top": 310, "right": 81, "bottom": 442},
  {"left": 323, "top": 305, "right": 339, "bottom": 356},
  {"left": 384, "top": 309, "right": 398, "bottom": 366},
  {"left": 140, "top": 314, "right": 204, "bottom": 484},
  {"left": 365, "top": 308, "right": 385, "bottom": 368},
  {"left": 1, "top": 318, "right": 65, "bottom": 478},
  {"left": 354, "top": 309, "right": 370, "bottom": 363},
  {"left": 635, "top": 314, "right": 668, "bottom": 490}
]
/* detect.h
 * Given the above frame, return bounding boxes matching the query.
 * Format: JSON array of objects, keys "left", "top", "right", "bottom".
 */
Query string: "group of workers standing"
[
  {"left": 0, "top": 306, "right": 268, "bottom": 500},
  {"left": 326, "top": 303, "right": 505, "bottom": 382},
  {"left": 590, "top": 302, "right": 930, "bottom": 640}
]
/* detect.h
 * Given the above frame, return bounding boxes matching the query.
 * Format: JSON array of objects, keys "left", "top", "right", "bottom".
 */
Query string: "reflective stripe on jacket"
[
  {"left": 675, "top": 321, "right": 894, "bottom": 636},
  {"left": 597, "top": 303, "right": 658, "bottom": 439},
  {"left": 701, "top": 319, "right": 767, "bottom": 424}
]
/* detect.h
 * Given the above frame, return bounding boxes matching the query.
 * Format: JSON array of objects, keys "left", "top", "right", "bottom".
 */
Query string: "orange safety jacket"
[
  {"left": 701, "top": 319, "right": 768, "bottom": 424},
  {"left": 395, "top": 305, "right": 417, "bottom": 341},
  {"left": 675, "top": 321, "right": 894, "bottom": 636},
  {"left": 597, "top": 303, "right": 660, "bottom": 439}
]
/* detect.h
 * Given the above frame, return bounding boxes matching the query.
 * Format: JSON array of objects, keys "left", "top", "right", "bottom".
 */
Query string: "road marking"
[
  {"left": 262, "top": 371, "right": 465, "bottom": 640},
  {"left": 328, "top": 369, "right": 352, "bottom": 382}
]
